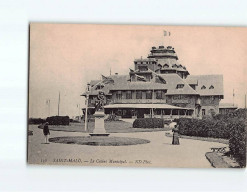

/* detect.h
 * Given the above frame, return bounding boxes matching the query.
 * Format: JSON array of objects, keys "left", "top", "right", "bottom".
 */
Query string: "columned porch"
[{"left": 103, "top": 104, "right": 194, "bottom": 119}]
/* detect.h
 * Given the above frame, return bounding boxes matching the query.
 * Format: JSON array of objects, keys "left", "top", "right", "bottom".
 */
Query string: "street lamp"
[{"left": 84, "top": 83, "right": 90, "bottom": 132}]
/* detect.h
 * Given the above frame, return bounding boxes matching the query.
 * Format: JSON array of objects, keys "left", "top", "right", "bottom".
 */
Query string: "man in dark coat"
[{"left": 43, "top": 122, "right": 50, "bottom": 144}]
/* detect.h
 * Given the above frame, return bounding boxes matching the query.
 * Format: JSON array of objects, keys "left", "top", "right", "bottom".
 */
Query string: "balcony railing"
[
  {"left": 148, "top": 53, "right": 177, "bottom": 58},
  {"left": 111, "top": 99, "right": 167, "bottom": 104},
  {"left": 144, "top": 114, "right": 193, "bottom": 119}
]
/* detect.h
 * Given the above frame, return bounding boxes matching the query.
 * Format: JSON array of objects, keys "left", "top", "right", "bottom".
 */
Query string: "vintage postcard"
[{"left": 28, "top": 24, "right": 246, "bottom": 168}]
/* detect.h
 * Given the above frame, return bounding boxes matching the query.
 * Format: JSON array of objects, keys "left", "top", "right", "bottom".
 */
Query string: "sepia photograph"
[{"left": 28, "top": 23, "right": 246, "bottom": 168}]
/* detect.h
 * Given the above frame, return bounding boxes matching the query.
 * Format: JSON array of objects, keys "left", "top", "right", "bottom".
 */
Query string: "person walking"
[
  {"left": 172, "top": 124, "right": 180, "bottom": 145},
  {"left": 43, "top": 122, "right": 50, "bottom": 144}
]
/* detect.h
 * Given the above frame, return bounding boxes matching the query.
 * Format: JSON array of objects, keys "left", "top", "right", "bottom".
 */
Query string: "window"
[
  {"left": 96, "top": 84, "right": 104, "bottom": 90},
  {"left": 138, "top": 66, "right": 148, "bottom": 72},
  {"left": 202, "top": 109, "right": 205, "bottom": 116},
  {"left": 146, "top": 91, "right": 152, "bottom": 99},
  {"left": 126, "top": 91, "right": 132, "bottom": 99},
  {"left": 173, "top": 95, "right": 183, "bottom": 99},
  {"left": 176, "top": 84, "right": 184, "bottom": 89},
  {"left": 209, "top": 85, "right": 214, "bottom": 89},
  {"left": 156, "top": 91, "right": 162, "bottom": 99},
  {"left": 201, "top": 85, "right": 206, "bottom": 90},
  {"left": 190, "top": 84, "right": 196, "bottom": 90},
  {"left": 116, "top": 91, "right": 122, "bottom": 100},
  {"left": 163, "top": 64, "right": 169, "bottom": 68},
  {"left": 136, "top": 91, "right": 142, "bottom": 99}
]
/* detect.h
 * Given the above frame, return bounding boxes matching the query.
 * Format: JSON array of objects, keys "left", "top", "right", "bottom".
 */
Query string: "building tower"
[{"left": 134, "top": 46, "right": 190, "bottom": 79}]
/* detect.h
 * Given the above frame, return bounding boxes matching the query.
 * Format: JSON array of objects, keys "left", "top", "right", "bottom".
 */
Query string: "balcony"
[
  {"left": 111, "top": 99, "right": 167, "bottom": 104},
  {"left": 148, "top": 53, "right": 177, "bottom": 58}
]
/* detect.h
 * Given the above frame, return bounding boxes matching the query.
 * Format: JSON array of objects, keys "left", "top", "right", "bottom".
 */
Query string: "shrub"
[
  {"left": 213, "top": 108, "right": 246, "bottom": 121},
  {"left": 176, "top": 109, "right": 246, "bottom": 168},
  {"left": 28, "top": 118, "right": 45, "bottom": 124},
  {"left": 133, "top": 118, "right": 164, "bottom": 128},
  {"left": 228, "top": 119, "right": 246, "bottom": 168},
  {"left": 176, "top": 118, "right": 232, "bottom": 139},
  {"left": 46, "top": 116, "right": 70, "bottom": 126}
]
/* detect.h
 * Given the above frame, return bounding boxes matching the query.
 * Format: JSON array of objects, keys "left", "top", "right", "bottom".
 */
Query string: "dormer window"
[
  {"left": 209, "top": 85, "right": 214, "bottom": 89},
  {"left": 201, "top": 85, "right": 206, "bottom": 90},
  {"left": 158, "top": 64, "right": 162, "bottom": 69},
  {"left": 172, "top": 64, "right": 177, "bottom": 68},
  {"left": 163, "top": 64, "right": 169, "bottom": 68},
  {"left": 176, "top": 84, "right": 184, "bottom": 89},
  {"left": 96, "top": 84, "right": 104, "bottom": 90}
]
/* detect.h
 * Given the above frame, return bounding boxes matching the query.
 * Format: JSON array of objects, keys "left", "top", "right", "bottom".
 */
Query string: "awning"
[{"left": 104, "top": 104, "right": 193, "bottom": 110}]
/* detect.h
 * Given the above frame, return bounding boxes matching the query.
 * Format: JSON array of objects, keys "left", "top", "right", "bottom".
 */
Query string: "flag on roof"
[
  {"left": 147, "top": 68, "right": 166, "bottom": 84},
  {"left": 164, "top": 30, "right": 171, "bottom": 36},
  {"left": 101, "top": 75, "right": 108, "bottom": 80},
  {"left": 102, "top": 75, "right": 114, "bottom": 84},
  {"left": 136, "top": 74, "right": 146, "bottom": 82}
]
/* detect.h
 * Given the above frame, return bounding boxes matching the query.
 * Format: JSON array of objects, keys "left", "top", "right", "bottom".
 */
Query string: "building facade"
[
  {"left": 82, "top": 45, "right": 224, "bottom": 119},
  {"left": 219, "top": 103, "right": 238, "bottom": 115}
]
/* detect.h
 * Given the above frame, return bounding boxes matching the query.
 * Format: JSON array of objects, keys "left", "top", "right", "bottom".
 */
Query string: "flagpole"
[
  {"left": 58, "top": 91, "right": 60, "bottom": 116},
  {"left": 245, "top": 94, "right": 246, "bottom": 109},
  {"left": 48, "top": 99, "right": 50, "bottom": 117},
  {"left": 233, "top": 89, "right": 235, "bottom": 106}
]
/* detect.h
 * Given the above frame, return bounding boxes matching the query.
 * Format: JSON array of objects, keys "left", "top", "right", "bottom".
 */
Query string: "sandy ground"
[{"left": 28, "top": 125, "right": 227, "bottom": 168}]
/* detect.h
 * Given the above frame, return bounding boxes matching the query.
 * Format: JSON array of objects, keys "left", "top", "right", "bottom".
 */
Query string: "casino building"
[{"left": 82, "top": 45, "right": 224, "bottom": 119}]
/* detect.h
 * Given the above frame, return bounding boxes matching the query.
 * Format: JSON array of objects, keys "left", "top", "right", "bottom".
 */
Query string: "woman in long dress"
[{"left": 172, "top": 124, "right": 180, "bottom": 145}]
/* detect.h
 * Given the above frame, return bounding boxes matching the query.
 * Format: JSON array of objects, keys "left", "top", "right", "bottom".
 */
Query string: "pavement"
[{"left": 28, "top": 125, "right": 227, "bottom": 168}]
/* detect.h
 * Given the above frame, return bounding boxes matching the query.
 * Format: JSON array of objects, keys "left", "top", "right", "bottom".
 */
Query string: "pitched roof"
[
  {"left": 83, "top": 75, "right": 130, "bottom": 96},
  {"left": 158, "top": 74, "right": 199, "bottom": 95},
  {"left": 90, "top": 80, "right": 101, "bottom": 86},
  {"left": 110, "top": 73, "right": 198, "bottom": 95},
  {"left": 84, "top": 74, "right": 200, "bottom": 96},
  {"left": 184, "top": 77, "right": 198, "bottom": 85},
  {"left": 185, "top": 75, "right": 224, "bottom": 96},
  {"left": 110, "top": 76, "right": 166, "bottom": 90}
]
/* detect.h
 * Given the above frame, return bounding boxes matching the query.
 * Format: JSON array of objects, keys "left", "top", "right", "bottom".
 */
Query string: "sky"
[{"left": 29, "top": 24, "right": 247, "bottom": 118}]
